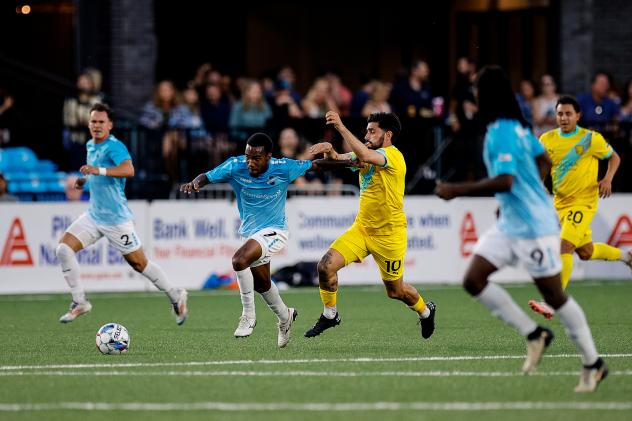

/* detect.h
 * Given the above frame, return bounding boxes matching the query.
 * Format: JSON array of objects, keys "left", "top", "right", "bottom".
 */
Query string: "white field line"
[
  {"left": 2, "top": 370, "right": 632, "bottom": 378},
  {"left": 0, "top": 401, "right": 631, "bottom": 412},
  {"left": 2, "top": 353, "right": 631, "bottom": 371}
]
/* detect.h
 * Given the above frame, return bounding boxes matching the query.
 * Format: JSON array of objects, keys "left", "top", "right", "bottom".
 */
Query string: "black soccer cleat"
[
  {"left": 304, "top": 313, "right": 341, "bottom": 337},
  {"left": 419, "top": 301, "right": 436, "bottom": 339}
]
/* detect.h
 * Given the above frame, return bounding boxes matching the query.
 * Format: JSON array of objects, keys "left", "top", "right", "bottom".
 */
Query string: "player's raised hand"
[
  {"left": 308, "top": 142, "right": 333, "bottom": 156},
  {"left": 598, "top": 178, "right": 613, "bottom": 198},
  {"left": 434, "top": 180, "right": 458, "bottom": 200},
  {"left": 325, "top": 111, "right": 343, "bottom": 131}
]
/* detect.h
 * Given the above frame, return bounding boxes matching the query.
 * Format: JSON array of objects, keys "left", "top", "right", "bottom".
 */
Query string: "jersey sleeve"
[
  {"left": 591, "top": 131, "right": 614, "bottom": 160},
  {"left": 487, "top": 125, "right": 518, "bottom": 176},
  {"left": 287, "top": 159, "right": 313, "bottom": 182},
  {"left": 205, "top": 158, "right": 235, "bottom": 183},
  {"left": 109, "top": 141, "right": 132, "bottom": 165},
  {"left": 376, "top": 148, "right": 389, "bottom": 168}
]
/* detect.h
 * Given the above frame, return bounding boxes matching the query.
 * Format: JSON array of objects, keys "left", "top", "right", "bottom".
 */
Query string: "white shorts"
[
  {"left": 67, "top": 213, "right": 142, "bottom": 255},
  {"left": 473, "top": 225, "right": 562, "bottom": 278},
  {"left": 243, "top": 228, "right": 289, "bottom": 268}
]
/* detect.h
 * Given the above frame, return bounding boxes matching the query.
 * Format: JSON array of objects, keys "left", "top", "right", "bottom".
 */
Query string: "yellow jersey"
[
  {"left": 351, "top": 146, "right": 407, "bottom": 234},
  {"left": 540, "top": 127, "right": 613, "bottom": 209}
]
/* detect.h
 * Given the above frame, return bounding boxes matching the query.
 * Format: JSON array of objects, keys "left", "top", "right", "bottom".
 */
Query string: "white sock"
[
  {"left": 142, "top": 261, "right": 179, "bottom": 303},
  {"left": 475, "top": 282, "right": 537, "bottom": 337},
  {"left": 323, "top": 306, "right": 337, "bottom": 319},
  {"left": 236, "top": 268, "right": 255, "bottom": 319},
  {"left": 261, "top": 282, "right": 289, "bottom": 323},
  {"left": 56, "top": 243, "right": 86, "bottom": 303},
  {"left": 556, "top": 297, "right": 599, "bottom": 366}
]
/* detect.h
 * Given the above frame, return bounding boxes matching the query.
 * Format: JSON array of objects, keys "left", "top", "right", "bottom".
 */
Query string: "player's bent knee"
[
  {"left": 463, "top": 276, "right": 486, "bottom": 296},
  {"left": 56, "top": 243, "right": 75, "bottom": 261},
  {"left": 577, "top": 250, "right": 592, "bottom": 260},
  {"left": 231, "top": 254, "right": 249, "bottom": 271}
]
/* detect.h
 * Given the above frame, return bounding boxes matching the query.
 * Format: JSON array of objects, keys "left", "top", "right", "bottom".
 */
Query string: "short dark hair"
[
  {"left": 246, "top": 132, "right": 273, "bottom": 153},
  {"left": 556, "top": 95, "right": 581, "bottom": 113},
  {"left": 367, "top": 112, "right": 402, "bottom": 141},
  {"left": 90, "top": 103, "right": 113, "bottom": 121}
]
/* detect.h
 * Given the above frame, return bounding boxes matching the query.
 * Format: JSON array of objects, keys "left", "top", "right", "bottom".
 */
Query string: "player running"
[
  {"left": 57, "top": 103, "right": 188, "bottom": 325},
  {"left": 528, "top": 95, "right": 632, "bottom": 320},
  {"left": 435, "top": 66, "right": 607, "bottom": 392},
  {"left": 304, "top": 111, "right": 436, "bottom": 340},
  {"left": 180, "top": 132, "right": 353, "bottom": 347}
]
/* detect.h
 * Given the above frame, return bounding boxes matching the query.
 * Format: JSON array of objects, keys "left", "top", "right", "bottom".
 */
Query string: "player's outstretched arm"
[
  {"left": 180, "top": 173, "right": 209, "bottom": 195},
  {"left": 79, "top": 159, "right": 134, "bottom": 178},
  {"left": 435, "top": 174, "right": 513, "bottom": 200},
  {"left": 599, "top": 150, "right": 620, "bottom": 198},
  {"left": 325, "top": 111, "right": 386, "bottom": 166},
  {"left": 308, "top": 142, "right": 361, "bottom": 170}
]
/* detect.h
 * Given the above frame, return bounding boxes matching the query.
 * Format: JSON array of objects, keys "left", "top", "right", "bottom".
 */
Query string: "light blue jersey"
[
  {"left": 86, "top": 135, "right": 133, "bottom": 225},
  {"left": 483, "top": 119, "right": 559, "bottom": 238},
  {"left": 206, "top": 156, "right": 312, "bottom": 237}
]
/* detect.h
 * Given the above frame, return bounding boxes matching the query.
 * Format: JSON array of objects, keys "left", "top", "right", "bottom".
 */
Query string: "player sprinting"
[
  {"left": 180, "top": 132, "right": 353, "bottom": 347},
  {"left": 58, "top": 103, "right": 188, "bottom": 325},
  {"left": 435, "top": 66, "right": 607, "bottom": 392},
  {"left": 528, "top": 95, "right": 632, "bottom": 320},
  {"left": 304, "top": 111, "right": 436, "bottom": 340}
]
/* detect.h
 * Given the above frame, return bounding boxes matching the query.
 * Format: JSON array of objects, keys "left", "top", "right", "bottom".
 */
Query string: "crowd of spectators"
[{"left": 2, "top": 59, "right": 631, "bottom": 199}]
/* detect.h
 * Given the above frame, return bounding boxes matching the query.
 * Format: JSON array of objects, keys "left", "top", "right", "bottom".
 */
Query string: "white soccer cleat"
[
  {"left": 522, "top": 326, "right": 554, "bottom": 374},
  {"left": 234, "top": 315, "right": 256, "bottom": 338},
  {"left": 277, "top": 307, "right": 298, "bottom": 348},
  {"left": 59, "top": 300, "right": 92, "bottom": 323},
  {"left": 575, "top": 358, "right": 608, "bottom": 392},
  {"left": 172, "top": 289, "right": 188, "bottom": 326}
]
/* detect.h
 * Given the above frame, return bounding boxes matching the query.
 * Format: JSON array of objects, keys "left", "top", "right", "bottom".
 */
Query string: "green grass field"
[{"left": 1, "top": 281, "right": 631, "bottom": 421}]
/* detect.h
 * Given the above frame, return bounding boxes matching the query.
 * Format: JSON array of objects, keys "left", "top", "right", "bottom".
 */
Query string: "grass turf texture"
[{"left": 0, "top": 281, "right": 631, "bottom": 421}]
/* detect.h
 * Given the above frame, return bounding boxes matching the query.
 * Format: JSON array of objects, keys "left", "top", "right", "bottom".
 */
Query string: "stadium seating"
[{"left": 0, "top": 147, "right": 68, "bottom": 201}]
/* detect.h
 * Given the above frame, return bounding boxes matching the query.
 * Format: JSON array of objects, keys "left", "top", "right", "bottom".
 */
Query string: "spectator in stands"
[
  {"left": 533, "top": 74, "right": 559, "bottom": 137},
  {"left": 302, "top": 77, "right": 339, "bottom": 119},
  {"left": 516, "top": 79, "right": 535, "bottom": 127},
  {"left": 192, "top": 62, "right": 213, "bottom": 92},
  {"left": 83, "top": 67, "right": 105, "bottom": 100},
  {"left": 229, "top": 80, "right": 272, "bottom": 142},
  {"left": 325, "top": 72, "right": 353, "bottom": 117},
  {"left": 269, "top": 78, "right": 304, "bottom": 126},
  {"left": 139, "top": 80, "right": 180, "bottom": 130},
  {"left": 164, "top": 83, "right": 207, "bottom": 184},
  {"left": 578, "top": 71, "right": 620, "bottom": 132},
  {"left": 277, "top": 65, "right": 302, "bottom": 104},
  {"left": 361, "top": 81, "right": 392, "bottom": 117},
  {"left": 350, "top": 78, "right": 373, "bottom": 118},
  {"left": 200, "top": 83, "right": 232, "bottom": 141},
  {"left": 618, "top": 79, "right": 632, "bottom": 123},
  {"left": 389, "top": 60, "right": 433, "bottom": 118},
  {"left": 63, "top": 72, "right": 103, "bottom": 171},
  {"left": 0, "top": 172, "right": 17, "bottom": 202},
  {"left": 0, "top": 87, "right": 15, "bottom": 147}
]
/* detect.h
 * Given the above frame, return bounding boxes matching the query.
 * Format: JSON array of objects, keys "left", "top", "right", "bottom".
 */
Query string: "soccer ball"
[{"left": 96, "top": 323, "right": 130, "bottom": 355}]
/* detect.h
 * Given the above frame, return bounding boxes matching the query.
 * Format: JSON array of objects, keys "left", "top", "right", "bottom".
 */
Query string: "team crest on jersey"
[
  {"left": 575, "top": 145, "right": 584, "bottom": 155},
  {"left": 267, "top": 176, "right": 277, "bottom": 185}
]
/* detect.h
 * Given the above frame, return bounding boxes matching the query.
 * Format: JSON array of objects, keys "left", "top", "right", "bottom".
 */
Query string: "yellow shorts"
[
  {"left": 557, "top": 204, "right": 596, "bottom": 247},
  {"left": 330, "top": 223, "right": 407, "bottom": 281}
]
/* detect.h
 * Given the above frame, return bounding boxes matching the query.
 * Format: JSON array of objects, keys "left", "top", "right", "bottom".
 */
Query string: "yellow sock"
[
  {"left": 590, "top": 243, "right": 622, "bottom": 261},
  {"left": 319, "top": 288, "right": 337, "bottom": 308},
  {"left": 561, "top": 253, "right": 573, "bottom": 290},
  {"left": 409, "top": 296, "right": 427, "bottom": 314}
]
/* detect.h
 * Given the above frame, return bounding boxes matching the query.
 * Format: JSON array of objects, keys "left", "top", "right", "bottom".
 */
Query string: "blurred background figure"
[
  {"left": 533, "top": 74, "right": 560, "bottom": 137},
  {"left": 578, "top": 72, "right": 620, "bottom": 134},
  {"left": 0, "top": 172, "right": 18, "bottom": 202},
  {"left": 516, "top": 79, "right": 535, "bottom": 127},
  {"left": 302, "top": 77, "right": 340, "bottom": 119},
  {"left": 0, "top": 88, "right": 15, "bottom": 147},
  {"left": 229, "top": 79, "right": 272, "bottom": 142},
  {"left": 361, "top": 81, "right": 392, "bottom": 117},
  {"left": 390, "top": 60, "right": 433, "bottom": 118},
  {"left": 62, "top": 72, "right": 103, "bottom": 171}
]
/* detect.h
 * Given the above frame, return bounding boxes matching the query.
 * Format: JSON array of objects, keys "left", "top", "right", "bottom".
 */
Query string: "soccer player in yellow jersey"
[
  {"left": 529, "top": 95, "right": 632, "bottom": 320},
  {"left": 304, "top": 111, "right": 436, "bottom": 339}
]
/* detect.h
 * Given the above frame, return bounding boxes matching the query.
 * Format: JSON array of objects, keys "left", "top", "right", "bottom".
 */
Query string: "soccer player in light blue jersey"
[
  {"left": 435, "top": 66, "right": 607, "bottom": 392},
  {"left": 58, "top": 104, "right": 188, "bottom": 326},
  {"left": 181, "top": 132, "right": 354, "bottom": 347}
]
